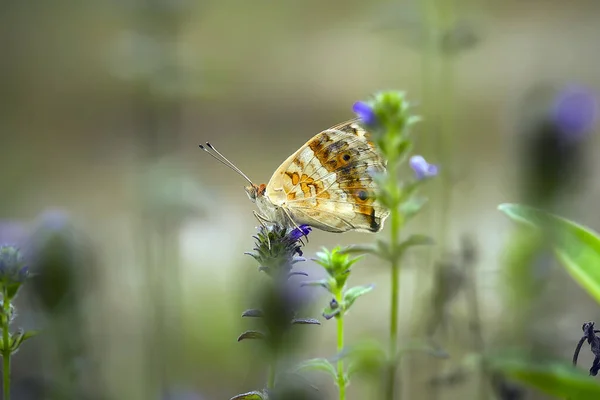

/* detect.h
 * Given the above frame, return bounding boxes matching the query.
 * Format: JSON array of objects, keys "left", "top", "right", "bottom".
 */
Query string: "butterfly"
[{"left": 200, "top": 119, "right": 390, "bottom": 233}]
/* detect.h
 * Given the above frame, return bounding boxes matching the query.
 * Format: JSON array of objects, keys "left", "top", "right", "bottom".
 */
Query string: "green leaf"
[
  {"left": 338, "top": 244, "right": 378, "bottom": 256},
  {"left": 241, "top": 309, "right": 264, "bottom": 318},
  {"left": 399, "top": 196, "right": 428, "bottom": 220},
  {"left": 229, "top": 391, "right": 266, "bottom": 400},
  {"left": 291, "top": 318, "right": 321, "bottom": 325},
  {"left": 498, "top": 203, "right": 600, "bottom": 304},
  {"left": 486, "top": 354, "right": 600, "bottom": 399},
  {"left": 343, "top": 284, "right": 375, "bottom": 311},
  {"left": 300, "top": 279, "right": 331, "bottom": 291},
  {"left": 397, "top": 340, "right": 449, "bottom": 360},
  {"left": 9, "top": 330, "right": 23, "bottom": 353},
  {"left": 313, "top": 247, "right": 362, "bottom": 278},
  {"left": 237, "top": 330, "right": 266, "bottom": 342},
  {"left": 322, "top": 306, "right": 341, "bottom": 320},
  {"left": 21, "top": 330, "right": 39, "bottom": 343},
  {"left": 294, "top": 358, "right": 337, "bottom": 380},
  {"left": 336, "top": 340, "right": 387, "bottom": 379},
  {"left": 396, "top": 234, "right": 435, "bottom": 258}
]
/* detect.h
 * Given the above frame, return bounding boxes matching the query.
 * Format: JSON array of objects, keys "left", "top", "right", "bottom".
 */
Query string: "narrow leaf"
[
  {"left": 288, "top": 271, "right": 308, "bottom": 278},
  {"left": 338, "top": 244, "right": 378, "bottom": 256},
  {"left": 229, "top": 391, "right": 265, "bottom": 400},
  {"left": 343, "top": 284, "right": 375, "bottom": 310},
  {"left": 21, "top": 330, "right": 40, "bottom": 342},
  {"left": 237, "top": 330, "right": 266, "bottom": 342},
  {"left": 300, "top": 279, "right": 330, "bottom": 291},
  {"left": 400, "top": 196, "right": 428, "bottom": 220},
  {"left": 498, "top": 203, "right": 600, "bottom": 304},
  {"left": 241, "top": 309, "right": 264, "bottom": 318},
  {"left": 397, "top": 234, "right": 435, "bottom": 254},
  {"left": 486, "top": 354, "right": 600, "bottom": 398},
  {"left": 291, "top": 318, "right": 321, "bottom": 325},
  {"left": 294, "top": 358, "right": 337, "bottom": 380},
  {"left": 397, "top": 340, "right": 449, "bottom": 360}
]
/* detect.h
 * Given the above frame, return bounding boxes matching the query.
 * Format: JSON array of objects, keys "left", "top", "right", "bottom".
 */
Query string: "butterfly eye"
[{"left": 343, "top": 154, "right": 351, "bottom": 161}]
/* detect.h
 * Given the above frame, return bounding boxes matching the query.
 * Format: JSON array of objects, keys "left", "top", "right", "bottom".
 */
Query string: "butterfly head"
[{"left": 245, "top": 183, "right": 267, "bottom": 203}]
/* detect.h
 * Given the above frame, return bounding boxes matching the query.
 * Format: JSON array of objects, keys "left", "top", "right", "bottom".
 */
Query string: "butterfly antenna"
[{"left": 199, "top": 142, "right": 254, "bottom": 185}]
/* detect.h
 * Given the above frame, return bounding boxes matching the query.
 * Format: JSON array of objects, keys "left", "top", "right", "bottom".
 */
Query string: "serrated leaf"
[
  {"left": 291, "top": 318, "right": 321, "bottom": 325},
  {"left": 237, "top": 330, "right": 266, "bottom": 342},
  {"left": 230, "top": 390, "right": 266, "bottom": 400},
  {"left": 241, "top": 309, "right": 264, "bottom": 318},
  {"left": 498, "top": 203, "right": 600, "bottom": 304},
  {"left": 294, "top": 358, "right": 337, "bottom": 380},
  {"left": 343, "top": 284, "right": 375, "bottom": 310},
  {"left": 486, "top": 354, "right": 600, "bottom": 399}
]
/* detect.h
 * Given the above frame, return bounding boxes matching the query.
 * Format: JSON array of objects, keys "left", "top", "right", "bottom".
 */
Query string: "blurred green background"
[{"left": 1, "top": 0, "right": 600, "bottom": 399}]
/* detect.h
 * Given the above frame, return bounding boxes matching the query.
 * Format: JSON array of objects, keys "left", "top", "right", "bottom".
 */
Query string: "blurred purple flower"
[
  {"left": 35, "top": 209, "right": 71, "bottom": 232},
  {"left": 0, "top": 221, "right": 28, "bottom": 249},
  {"left": 409, "top": 155, "right": 438, "bottom": 180},
  {"left": 289, "top": 225, "right": 311, "bottom": 241},
  {"left": 352, "top": 101, "right": 377, "bottom": 125},
  {"left": 552, "top": 85, "right": 598, "bottom": 141}
]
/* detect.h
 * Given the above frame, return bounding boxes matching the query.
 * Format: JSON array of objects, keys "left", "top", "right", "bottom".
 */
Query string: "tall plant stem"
[
  {"left": 266, "top": 362, "right": 276, "bottom": 389},
  {"left": 386, "top": 157, "right": 403, "bottom": 400},
  {"left": 336, "top": 293, "right": 346, "bottom": 400},
  {"left": 2, "top": 292, "right": 10, "bottom": 400}
]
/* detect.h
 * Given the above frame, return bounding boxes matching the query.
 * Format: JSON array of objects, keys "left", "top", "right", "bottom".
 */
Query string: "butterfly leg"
[{"left": 253, "top": 210, "right": 272, "bottom": 249}]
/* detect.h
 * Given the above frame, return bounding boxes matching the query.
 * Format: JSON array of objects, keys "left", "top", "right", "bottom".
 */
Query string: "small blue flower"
[
  {"left": 409, "top": 155, "right": 438, "bottom": 180},
  {"left": 289, "top": 225, "right": 311, "bottom": 241},
  {"left": 352, "top": 101, "right": 377, "bottom": 125},
  {"left": 552, "top": 85, "right": 598, "bottom": 140}
]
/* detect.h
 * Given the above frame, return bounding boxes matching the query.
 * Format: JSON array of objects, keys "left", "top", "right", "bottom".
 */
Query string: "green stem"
[
  {"left": 387, "top": 157, "right": 403, "bottom": 400},
  {"left": 266, "top": 362, "right": 275, "bottom": 390},
  {"left": 336, "top": 293, "right": 346, "bottom": 400},
  {"left": 2, "top": 294, "right": 10, "bottom": 400}
]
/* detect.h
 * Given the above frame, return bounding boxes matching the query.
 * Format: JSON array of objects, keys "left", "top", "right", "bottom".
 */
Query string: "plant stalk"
[
  {"left": 2, "top": 292, "right": 10, "bottom": 400},
  {"left": 266, "top": 362, "right": 276, "bottom": 390},
  {"left": 336, "top": 293, "right": 346, "bottom": 400},
  {"left": 386, "top": 156, "right": 403, "bottom": 400}
]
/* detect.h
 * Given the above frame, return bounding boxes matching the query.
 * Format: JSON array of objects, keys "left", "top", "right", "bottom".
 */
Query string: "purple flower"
[
  {"left": 289, "top": 225, "right": 311, "bottom": 241},
  {"left": 409, "top": 155, "right": 438, "bottom": 180},
  {"left": 552, "top": 85, "right": 598, "bottom": 140},
  {"left": 352, "top": 101, "right": 377, "bottom": 125},
  {"left": 0, "top": 222, "right": 28, "bottom": 249}
]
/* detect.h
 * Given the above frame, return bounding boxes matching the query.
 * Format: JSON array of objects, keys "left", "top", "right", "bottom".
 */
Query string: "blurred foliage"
[{"left": 1, "top": 0, "right": 600, "bottom": 399}]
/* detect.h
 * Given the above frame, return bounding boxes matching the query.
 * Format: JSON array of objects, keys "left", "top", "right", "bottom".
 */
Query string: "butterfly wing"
[{"left": 265, "top": 119, "right": 389, "bottom": 233}]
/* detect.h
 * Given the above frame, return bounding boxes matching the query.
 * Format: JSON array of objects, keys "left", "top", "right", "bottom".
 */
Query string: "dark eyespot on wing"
[{"left": 357, "top": 190, "right": 368, "bottom": 201}]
